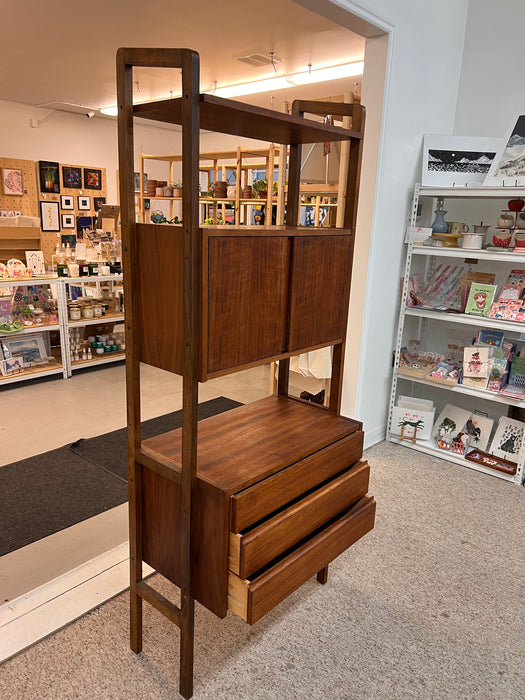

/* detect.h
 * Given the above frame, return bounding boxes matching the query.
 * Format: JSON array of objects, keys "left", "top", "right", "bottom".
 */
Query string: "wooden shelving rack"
[{"left": 117, "top": 47, "right": 374, "bottom": 698}]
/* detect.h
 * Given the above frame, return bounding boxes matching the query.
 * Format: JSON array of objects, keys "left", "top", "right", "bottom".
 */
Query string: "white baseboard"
[
  {"left": 363, "top": 423, "right": 386, "bottom": 450},
  {"left": 0, "top": 541, "right": 148, "bottom": 663}
]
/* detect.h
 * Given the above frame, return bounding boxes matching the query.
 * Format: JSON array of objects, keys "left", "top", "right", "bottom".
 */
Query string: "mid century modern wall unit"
[{"left": 117, "top": 47, "right": 375, "bottom": 698}]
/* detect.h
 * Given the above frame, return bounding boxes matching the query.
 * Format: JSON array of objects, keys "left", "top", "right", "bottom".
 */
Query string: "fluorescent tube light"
[
  {"left": 208, "top": 61, "right": 363, "bottom": 98},
  {"left": 100, "top": 105, "right": 119, "bottom": 116}
]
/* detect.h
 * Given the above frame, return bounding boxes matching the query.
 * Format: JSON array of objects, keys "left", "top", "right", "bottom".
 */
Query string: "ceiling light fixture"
[
  {"left": 100, "top": 105, "right": 119, "bottom": 116},
  {"left": 209, "top": 61, "right": 363, "bottom": 99}
]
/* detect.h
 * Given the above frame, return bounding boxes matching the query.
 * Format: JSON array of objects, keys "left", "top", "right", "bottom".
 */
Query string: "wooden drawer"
[
  {"left": 228, "top": 496, "right": 376, "bottom": 624},
  {"left": 229, "top": 460, "right": 369, "bottom": 578},
  {"left": 230, "top": 430, "right": 364, "bottom": 532}
]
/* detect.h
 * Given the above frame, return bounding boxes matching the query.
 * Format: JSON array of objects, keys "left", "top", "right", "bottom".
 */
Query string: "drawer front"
[
  {"left": 230, "top": 430, "right": 364, "bottom": 532},
  {"left": 228, "top": 496, "right": 376, "bottom": 624},
  {"left": 229, "top": 460, "right": 370, "bottom": 578}
]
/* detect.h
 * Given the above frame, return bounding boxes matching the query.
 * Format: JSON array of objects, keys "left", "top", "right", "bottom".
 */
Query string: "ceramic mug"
[
  {"left": 449, "top": 222, "right": 469, "bottom": 235},
  {"left": 514, "top": 232, "right": 525, "bottom": 248},
  {"left": 461, "top": 233, "right": 483, "bottom": 250}
]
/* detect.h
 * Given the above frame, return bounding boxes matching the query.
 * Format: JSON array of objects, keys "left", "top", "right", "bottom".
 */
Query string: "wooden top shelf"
[
  {"left": 141, "top": 395, "right": 362, "bottom": 492},
  {"left": 133, "top": 94, "right": 363, "bottom": 145}
]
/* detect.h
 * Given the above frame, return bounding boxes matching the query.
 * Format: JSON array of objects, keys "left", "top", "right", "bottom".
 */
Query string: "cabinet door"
[
  {"left": 288, "top": 234, "right": 353, "bottom": 353},
  {"left": 207, "top": 236, "right": 289, "bottom": 374}
]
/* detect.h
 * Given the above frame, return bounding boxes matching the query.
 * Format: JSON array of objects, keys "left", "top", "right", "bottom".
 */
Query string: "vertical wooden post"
[
  {"left": 116, "top": 48, "right": 143, "bottom": 654},
  {"left": 179, "top": 48, "right": 200, "bottom": 700}
]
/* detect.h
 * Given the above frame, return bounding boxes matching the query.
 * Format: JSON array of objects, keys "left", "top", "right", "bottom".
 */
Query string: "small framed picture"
[
  {"left": 25, "top": 250, "right": 46, "bottom": 276},
  {"left": 0, "top": 333, "right": 47, "bottom": 366},
  {"left": 62, "top": 213, "right": 75, "bottom": 228},
  {"left": 39, "top": 161, "right": 60, "bottom": 193},
  {"left": 93, "top": 196, "right": 106, "bottom": 211},
  {"left": 78, "top": 196, "right": 91, "bottom": 210},
  {"left": 84, "top": 168, "right": 102, "bottom": 190},
  {"left": 62, "top": 166, "right": 82, "bottom": 189},
  {"left": 60, "top": 195, "right": 74, "bottom": 209},
  {"left": 2, "top": 168, "right": 23, "bottom": 196},
  {"left": 0, "top": 356, "right": 24, "bottom": 377},
  {"left": 40, "top": 200, "right": 60, "bottom": 232}
]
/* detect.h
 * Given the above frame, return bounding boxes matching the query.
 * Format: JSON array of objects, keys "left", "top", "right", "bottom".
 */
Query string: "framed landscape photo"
[
  {"left": 83, "top": 168, "right": 102, "bottom": 190},
  {"left": 39, "top": 160, "right": 60, "bottom": 193},
  {"left": 39, "top": 200, "right": 60, "bottom": 232},
  {"left": 60, "top": 195, "right": 74, "bottom": 209},
  {"left": 0, "top": 333, "right": 47, "bottom": 366},
  {"left": 2, "top": 168, "right": 23, "bottom": 196},
  {"left": 62, "top": 166, "right": 82, "bottom": 189},
  {"left": 484, "top": 113, "right": 525, "bottom": 186},
  {"left": 61, "top": 213, "right": 75, "bottom": 228},
  {"left": 422, "top": 135, "right": 501, "bottom": 187},
  {"left": 78, "top": 196, "right": 91, "bottom": 210}
]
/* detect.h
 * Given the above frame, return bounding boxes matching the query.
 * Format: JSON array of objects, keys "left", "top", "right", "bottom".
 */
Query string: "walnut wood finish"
[
  {"left": 207, "top": 236, "right": 289, "bottom": 373},
  {"left": 133, "top": 94, "right": 363, "bottom": 145},
  {"left": 228, "top": 496, "right": 376, "bottom": 625},
  {"left": 230, "top": 429, "right": 364, "bottom": 532},
  {"left": 288, "top": 235, "right": 353, "bottom": 353},
  {"left": 230, "top": 461, "right": 370, "bottom": 578}
]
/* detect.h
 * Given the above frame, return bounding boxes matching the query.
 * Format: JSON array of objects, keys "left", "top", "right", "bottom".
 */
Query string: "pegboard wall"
[
  {"left": 38, "top": 162, "right": 107, "bottom": 263},
  {"left": 0, "top": 158, "right": 39, "bottom": 217}
]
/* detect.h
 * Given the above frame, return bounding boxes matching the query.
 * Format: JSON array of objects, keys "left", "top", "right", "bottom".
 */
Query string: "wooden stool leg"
[
  {"left": 130, "top": 461, "right": 143, "bottom": 653},
  {"left": 317, "top": 565, "right": 329, "bottom": 585},
  {"left": 179, "top": 592, "right": 195, "bottom": 699}
]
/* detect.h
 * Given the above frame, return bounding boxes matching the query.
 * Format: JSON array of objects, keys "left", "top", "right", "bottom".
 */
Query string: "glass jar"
[
  {"left": 82, "top": 305, "right": 94, "bottom": 319},
  {"left": 69, "top": 304, "right": 81, "bottom": 321},
  {"left": 93, "top": 304, "right": 103, "bottom": 318}
]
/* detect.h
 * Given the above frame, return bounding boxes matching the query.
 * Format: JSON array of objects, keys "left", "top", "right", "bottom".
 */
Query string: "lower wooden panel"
[
  {"left": 141, "top": 459, "right": 229, "bottom": 618},
  {"left": 228, "top": 495, "right": 376, "bottom": 624}
]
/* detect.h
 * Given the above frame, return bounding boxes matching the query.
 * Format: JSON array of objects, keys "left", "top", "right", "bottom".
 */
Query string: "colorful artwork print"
[
  {"left": 0, "top": 357, "right": 23, "bottom": 376},
  {"left": 2, "top": 168, "right": 23, "bottom": 195},
  {"left": 62, "top": 166, "right": 82, "bottom": 189},
  {"left": 39, "top": 161, "right": 60, "bottom": 193},
  {"left": 83, "top": 168, "right": 102, "bottom": 190},
  {"left": 93, "top": 197, "right": 106, "bottom": 211}
]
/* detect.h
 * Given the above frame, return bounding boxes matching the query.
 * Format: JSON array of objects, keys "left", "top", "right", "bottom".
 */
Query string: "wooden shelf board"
[{"left": 134, "top": 94, "right": 362, "bottom": 145}]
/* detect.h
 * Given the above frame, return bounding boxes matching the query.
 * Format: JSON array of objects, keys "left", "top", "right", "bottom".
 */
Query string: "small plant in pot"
[
  {"left": 252, "top": 178, "right": 268, "bottom": 199},
  {"left": 172, "top": 181, "right": 183, "bottom": 198}
]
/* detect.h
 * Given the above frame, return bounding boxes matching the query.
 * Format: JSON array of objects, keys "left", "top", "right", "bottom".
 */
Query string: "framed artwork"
[
  {"left": 78, "top": 196, "right": 91, "bottom": 210},
  {"left": 39, "top": 160, "right": 60, "bottom": 193},
  {"left": 25, "top": 250, "right": 46, "bottom": 276},
  {"left": 421, "top": 135, "right": 501, "bottom": 187},
  {"left": 485, "top": 113, "right": 525, "bottom": 186},
  {"left": 0, "top": 333, "right": 47, "bottom": 366},
  {"left": 134, "top": 172, "right": 148, "bottom": 193},
  {"left": 2, "top": 168, "right": 23, "bottom": 196},
  {"left": 39, "top": 200, "right": 60, "bottom": 232},
  {"left": 93, "top": 196, "right": 106, "bottom": 211},
  {"left": 489, "top": 416, "right": 525, "bottom": 462},
  {"left": 60, "top": 195, "right": 74, "bottom": 209},
  {"left": 61, "top": 234, "right": 76, "bottom": 248},
  {"left": 84, "top": 168, "right": 102, "bottom": 190},
  {"left": 0, "top": 357, "right": 24, "bottom": 377},
  {"left": 62, "top": 166, "right": 82, "bottom": 189},
  {"left": 62, "top": 213, "right": 75, "bottom": 228}
]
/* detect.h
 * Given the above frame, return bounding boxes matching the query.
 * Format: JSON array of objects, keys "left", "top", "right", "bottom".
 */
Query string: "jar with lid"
[
  {"left": 95, "top": 342, "right": 104, "bottom": 355},
  {"left": 69, "top": 304, "right": 81, "bottom": 321},
  {"left": 93, "top": 304, "right": 103, "bottom": 318},
  {"left": 82, "top": 305, "right": 94, "bottom": 319}
]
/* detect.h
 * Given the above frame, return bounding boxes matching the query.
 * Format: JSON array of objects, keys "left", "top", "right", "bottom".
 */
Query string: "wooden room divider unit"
[{"left": 117, "top": 47, "right": 375, "bottom": 699}]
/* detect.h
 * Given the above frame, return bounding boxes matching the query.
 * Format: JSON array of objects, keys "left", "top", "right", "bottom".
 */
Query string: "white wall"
[
  {"left": 0, "top": 101, "right": 183, "bottom": 203},
  {"left": 302, "top": 0, "right": 469, "bottom": 445},
  {"left": 454, "top": 0, "right": 525, "bottom": 138}
]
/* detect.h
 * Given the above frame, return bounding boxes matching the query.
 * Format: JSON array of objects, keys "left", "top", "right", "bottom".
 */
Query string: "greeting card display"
[
  {"left": 489, "top": 417, "right": 525, "bottom": 462},
  {"left": 465, "top": 283, "right": 498, "bottom": 316},
  {"left": 391, "top": 396, "right": 435, "bottom": 441},
  {"left": 431, "top": 404, "right": 472, "bottom": 448},
  {"left": 498, "top": 269, "right": 525, "bottom": 301}
]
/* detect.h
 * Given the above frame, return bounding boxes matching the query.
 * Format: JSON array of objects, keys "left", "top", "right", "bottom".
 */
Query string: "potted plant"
[
  {"left": 213, "top": 179, "right": 227, "bottom": 198},
  {"left": 252, "top": 178, "right": 268, "bottom": 199},
  {"left": 172, "top": 181, "right": 183, "bottom": 198}
]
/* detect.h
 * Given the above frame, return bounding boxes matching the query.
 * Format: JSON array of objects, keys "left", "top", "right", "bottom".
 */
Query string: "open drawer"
[
  {"left": 229, "top": 460, "right": 370, "bottom": 578},
  {"left": 228, "top": 495, "right": 376, "bottom": 624}
]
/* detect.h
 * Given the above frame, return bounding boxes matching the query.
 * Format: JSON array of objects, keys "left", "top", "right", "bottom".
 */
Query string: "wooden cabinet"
[
  {"left": 138, "top": 395, "right": 371, "bottom": 619},
  {"left": 117, "top": 47, "right": 371, "bottom": 698},
  {"left": 136, "top": 225, "right": 353, "bottom": 379}
]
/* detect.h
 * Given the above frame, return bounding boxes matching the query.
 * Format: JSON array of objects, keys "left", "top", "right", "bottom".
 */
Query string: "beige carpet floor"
[{"left": 1, "top": 441, "right": 524, "bottom": 699}]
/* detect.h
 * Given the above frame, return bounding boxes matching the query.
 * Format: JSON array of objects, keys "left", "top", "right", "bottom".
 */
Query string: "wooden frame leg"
[
  {"left": 179, "top": 591, "right": 195, "bottom": 699},
  {"left": 317, "top": 565, "right": 329, "bottom": 585},
  {"left": 130, "top": 461, "right": 143, "bottom": 653}
]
